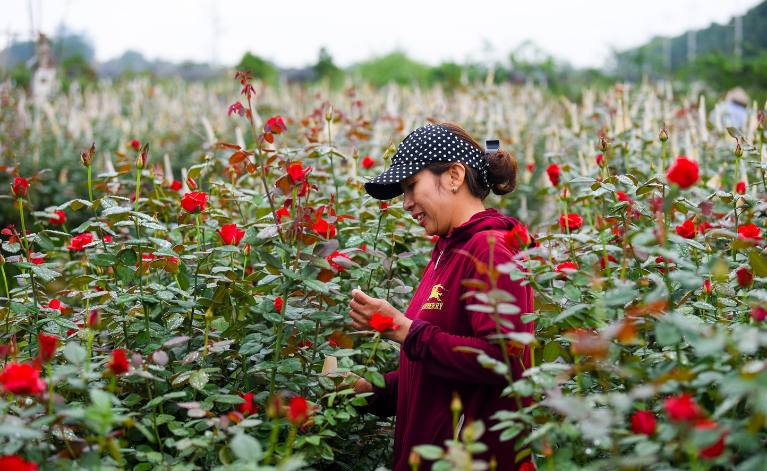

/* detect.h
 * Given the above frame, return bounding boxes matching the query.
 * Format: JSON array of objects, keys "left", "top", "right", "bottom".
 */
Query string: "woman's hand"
[{"left": 349, "top": 288, "right": 412, "bottom": 344}]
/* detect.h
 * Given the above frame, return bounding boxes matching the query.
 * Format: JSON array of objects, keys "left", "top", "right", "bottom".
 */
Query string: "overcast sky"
[{"left": 1, "top": 0, "right": 761, "bottom": 69}]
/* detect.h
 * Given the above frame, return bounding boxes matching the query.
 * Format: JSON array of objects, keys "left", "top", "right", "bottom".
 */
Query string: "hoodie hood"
[{"left": 433, "top": 208, "right": 528, "bottom": 260}]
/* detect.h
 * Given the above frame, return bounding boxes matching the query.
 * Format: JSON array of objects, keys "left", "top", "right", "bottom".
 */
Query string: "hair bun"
[{"left": 483, "top": 149, "right": 517, "bottom": 196}]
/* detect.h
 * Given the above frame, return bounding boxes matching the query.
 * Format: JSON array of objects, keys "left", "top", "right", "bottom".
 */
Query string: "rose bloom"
[
  {"left": 237, "top": 392, "right": 257, "bottom": 416},
  {"left": 666, "top": 156, "right": 699, "bottom": 189},
  {"left": 11, "top": 177, "right": 29, "bottom": 198},
  {"left": 630, "top": 410, "right": 657, "bottom": 435},
  {"left": 180, "top": 192, "right": 209, "bottom": 213},
  {"left": 49, "top": 210, "right": 66, "bottom": 226},
  {"left": 67, "top": 233, "right": 93, "bottom": 250},
  {"left": 0, "top": 362, "right": 46, "bottom": 395},
  {"left": 275, "top": 207, "right": 291, "bottom": 224},
  {"left": 751, "top": 306, "right": 766, "bottom": 322},
  {"left": 675, "top": 220, "right": 696, "bottom": 239},
  {"left": 274, "top": 297, "right": 283, "bottom": 312},
  {"left": 326, "top": 251, "right": 351, "bottom": 272},
  {"left": 312, "top": 218, "right": 336, "bottom": 239},
  {"left": 216, "top": 224, "right": 245, "bottom": 246},
  {"left": 369, "top": 313, "right": 401, "bottom": 332},
  {"left": 504, "top": 225, "right": 531, "bottom": 250},
  {"left": 288, "top": 162, "right": 311, "bottom": 183},
  {"left": 738, "top": 223, "right": 761, "bottom": 240},
  {"left": 107, "top": 349, "right": 130, "bottom": 375},
  {"left": 266, "top": 115, "right": 286, "bottom": 134},
  {"left": 45, "top": 299, "right": 65, "bottom": 312},
  {"left": 546, "top": 164, "right": 561, "bottom": 187},
  {"left": 555, "top": 262, "right": 579, "bottom": 275},
  {"left": 616, "top": 192, "right": 629, "bottom": 202},
  {"left": 38, "top": 333, "right": 57, "bottom": 362},
  {"left": 559, "top": 214, "right": 583, "bottom": 231},
  {"left": 736, "top": 181, "right": 746, "bottom": 194},
  {"left": 0, "top": 455, "right": 39, "bottom": 471},
  {"left": 169, "top": 180, "right": 182, "bottom": 191},
  {"left": 736, "top": 267, "right": 754, "bottom": 287},
  {"left": 695, "top": 419, "right": 727, "bottom": 459},
  {"left": 361, "top": 157, "right": 375, "bottom": 169},
  {"left": 663, "top": 393, "right": 702, "bottom": 422},
  {"left": 518, "top": 463, "right": 535, "bottom": 471},
  {"left": 286, "top": 395, "right": 312, "bottom": 426},
  {"left": 130, "top": 139, "right": 141, "bottom": 151}
]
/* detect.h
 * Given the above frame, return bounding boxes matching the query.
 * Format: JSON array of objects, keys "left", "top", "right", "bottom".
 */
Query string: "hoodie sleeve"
[
  {"left": 355, "top": 369, "right": 399, "bottom": 417},
  {"left": 402, "top": 241, "right": 531, "bottom": 385}
]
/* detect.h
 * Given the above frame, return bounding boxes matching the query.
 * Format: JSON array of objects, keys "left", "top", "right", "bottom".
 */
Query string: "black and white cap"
[{"left": 364, "top": 123, "right": 488, "bottom": 200}]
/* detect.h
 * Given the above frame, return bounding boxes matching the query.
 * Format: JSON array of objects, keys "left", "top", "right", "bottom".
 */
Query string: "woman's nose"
[{"left": 402, "top": 194, "right": 414, "bottom": 211}]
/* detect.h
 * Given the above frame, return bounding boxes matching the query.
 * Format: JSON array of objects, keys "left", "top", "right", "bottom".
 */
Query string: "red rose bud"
[
  {"left": 286, "top": 395, "right": 312, "bottom": 426},
  {"left": 675, "top": 220, "right": 696, "bottom": 239},
  {"left": 130, "top": 139, "right": 141, "bottom": 151},
  {"left": 170, "top": 180, "right": 182, "bottom": 192},
  {"left": 38, "top": 333, "right": 57, "bottom": 362},
  {"left": 758, "top": 111, "right": 764, "bottom": 131},
  {"left": 67, "top": 233, "right": 93, "bottom": 250},
  {"left": 216, "top": 224, "right": 245, "bottom": 246},
  {"left": 11, "top": 177, "right": 29, "bottom": 198},
  {"left": 751, "top": 305, "right": 767, "bottom": 322},
  {"left": 616, "top": 192, "right": 629, "bottom": 202},
  {"left": 630, "top": 410, "right": 656, "bottom": 435},
  {"left": 265, "top": 115, "right": 286, "bottom": 134},
  {"left": 546, "top": 164, "right": 561, "bottom": 187},
  {"left": 312, "top": 218, "right": 336, "bottom": 239},
  {"left": 108, "top": 349, "right": 130, "bottom": 375},
  {"left": 596, "top": 153, "right": 605, "bottom": 168},
  {"left": 559, "top": 213, "right": 583, "bottom": 231},
  {"left": 361, "top": 157, "right": 375, "bottom": 169},
  {"left": 663, "top": 393, "right": 702, "bottom": 422},
  {"left": 288, "top": 162, "right": 312, "bottom": 183},
  {"left": 135, "top": 143, "right": 149, "bottom": 169},
  {"left": 237, "top": 392, "right": 257, "bottom": 416},
  {"left": 737, "top": 267, "right": 754, "bottom": 287},
  {"left": 695, "top": 419, "right": 727, "bottom": 459},
  {"left": 702, "top": 280, "right": 712, "bottom": 295},
  {"left": 736, "top": 181, "right": 746, "bottom": 194},
  {"left": 243, "top": 244, "right": 251, "bottom": 257},
  {"left": 555, "top": 262, "right": 579, "bottom": 276},
  {"left": 274, "top": 297, "right": 283, "bottom": 312},
  {"left": 0, "top": 455, "right": 39, "bottom": 471},
  {"left": 598, "top": 136, "right": 608, "bottom": 152},
  {"left": 666, "top": 156, "right": 699, "bottom": 189},
  {"left": 734, "top": 142, "right": 743, "bottom": 158},
  {"left": 738, "top": 223, "right": 761, "bottom": 240},
  {"left": 506, "top": 340, "right": 525, "bottom": 357},
  {"left": 659, "top": 122, "right": 669, "bottom": 142},
  {"left": 369, "top": 312, "right": 401, "bottom": 332},
  {"left": 180, "top": 192, "right": 209, "bottom": 213},
  {"left": 0, "top": 362, "right": 46, "bottom": 395},
  {"left": 504, "top": 225, "right": 531, "bottom": 250},
  {"left": 86, "top": 310, "right": 101, "bottom": 329},
  {"left": 49, "top": 210, "right": 66, "bottom": 226},
  {"left": 186, "top": 177, "right": 197, "bottom": 190}
]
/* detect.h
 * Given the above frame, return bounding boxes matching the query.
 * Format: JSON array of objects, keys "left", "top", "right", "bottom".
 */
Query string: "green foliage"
[
  {"left": 236, "top": 52, "right": 278, "bottom": 86},
  {"left": 313, "top": 47, "right": 344, "bottom": 89},
  {"left": 354, "top": 51, "right": 432, "bottom": 87}
]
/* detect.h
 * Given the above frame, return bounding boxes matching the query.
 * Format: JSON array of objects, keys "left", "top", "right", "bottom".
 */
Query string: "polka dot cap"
[{"left": 364, "top": 123, "right": 488, "bottom": 200}]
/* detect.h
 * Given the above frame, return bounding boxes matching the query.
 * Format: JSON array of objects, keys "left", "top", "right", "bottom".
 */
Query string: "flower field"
[{"left": 1, "top": 73, "right": 767, "bottom": 471}]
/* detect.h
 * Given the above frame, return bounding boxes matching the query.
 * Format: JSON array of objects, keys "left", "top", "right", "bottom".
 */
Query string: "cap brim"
[{"left": 363, "top": 161, "right": 429, "bottom": 200}]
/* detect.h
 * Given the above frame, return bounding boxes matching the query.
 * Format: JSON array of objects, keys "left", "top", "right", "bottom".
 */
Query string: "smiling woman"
[{"left": 348, "top": 123, "right": 534, "bottom": 471}]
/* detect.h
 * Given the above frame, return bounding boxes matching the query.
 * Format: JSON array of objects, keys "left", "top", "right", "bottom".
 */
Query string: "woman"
[{"left": 348, "top": 123, "right": 534, "bottom": 470}]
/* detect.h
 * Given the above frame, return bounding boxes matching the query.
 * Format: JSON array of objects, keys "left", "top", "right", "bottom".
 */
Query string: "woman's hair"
[{"left": 424, "top": 122, "right": 518, "bottom": 201}]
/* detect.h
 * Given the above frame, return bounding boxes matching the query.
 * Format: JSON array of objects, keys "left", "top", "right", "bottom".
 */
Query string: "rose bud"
[
  {"left": 659, "top": 122, "right": 669, "bottom": 142},
  {"left": 10, "top": 177, "right": 29, "bottom": 198},
  {"left": 752, "top": 306, "right": 767, "bottom": 322},
  {"left": 734, "top": 142, "right": 743, "bottom": 158},
  {"left": 135, "top": 143, "right": 149, "bottom": 169},
  {"left": 325, "top": 106, "right": 334, "bottom": 122},
  {"left": 596, "top": 153, "right": 605, "bottom": 168},
  {"left": 187, "top": 177, "right": 197, "bottom": 190}
]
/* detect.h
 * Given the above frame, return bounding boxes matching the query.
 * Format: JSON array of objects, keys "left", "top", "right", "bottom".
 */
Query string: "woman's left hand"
[{"left": 349, "top": 288, "right": 412, "bottom": 344}]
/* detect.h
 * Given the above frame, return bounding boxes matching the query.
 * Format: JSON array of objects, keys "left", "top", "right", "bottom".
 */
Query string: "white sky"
[{"left": 1, "top": 0, "right": 761, "bottom": 68}]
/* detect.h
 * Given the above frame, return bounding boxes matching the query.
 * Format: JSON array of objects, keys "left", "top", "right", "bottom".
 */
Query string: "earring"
[{"left": 452, "top": 187, "right": 458, "bottom": 194}]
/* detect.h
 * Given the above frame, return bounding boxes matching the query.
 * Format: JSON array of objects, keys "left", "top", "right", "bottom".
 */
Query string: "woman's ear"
[{"left": 450, "top": 163, "right": 466, "bottom": 186}]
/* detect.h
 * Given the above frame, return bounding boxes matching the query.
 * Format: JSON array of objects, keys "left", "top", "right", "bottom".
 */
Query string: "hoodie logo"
[{"left": 422, "top": 284, "right": 447, "bottom": 310}]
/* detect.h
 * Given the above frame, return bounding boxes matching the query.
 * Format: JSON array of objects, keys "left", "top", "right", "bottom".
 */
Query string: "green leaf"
[
  {"left": 230, "top": 433, "right": 262, "bottom": 462},
  {"left": 119, "top": 249, "right": 138, "bottom": 267},
  {"left": 144, "top": 391, "right": 187, "bottom": 410},
  {"left": 90, "top": 254, "right": 119, "bottom": 267},
  {"left": 414, "top": 445, "right": 444, "bottom": 460},
  {"left": 189, "top": 371, "right": 209, "bottom": 391},
  {"left": 35, "top": 233, "right": 55, "bottom": 251},
  {"left": 499, "top": 423, "right": 524, "bottom": 442},
  {"left": 122, "top": 394, "right": 144, "bottom": 407},
  {"left": 749, "top": 250, "right": 767, "bottom": 277},
  {"left": 10, "top": 302, "right": 28, "bottom": 315},
  {"left": 542, "top": 341, "right": 560, "bottom": 363},
  {"left": 212, "top": 395, "right": 246, "bottom": 404},
  {"left": 304, "top": 279, "right": 329, "bottom": 294},
  {"left": 64, "top": 342, "right": 87, "bottom": 365}
]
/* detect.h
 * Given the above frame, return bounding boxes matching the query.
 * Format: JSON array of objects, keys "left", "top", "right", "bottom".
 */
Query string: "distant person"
[{"left": 722, "top": 86, "right": 750, "bottom": 130}]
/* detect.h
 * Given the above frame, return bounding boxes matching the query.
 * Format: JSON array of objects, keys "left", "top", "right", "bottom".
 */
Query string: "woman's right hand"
[{"left": 336, "top": 372, "right": 374, "bottom": 394}]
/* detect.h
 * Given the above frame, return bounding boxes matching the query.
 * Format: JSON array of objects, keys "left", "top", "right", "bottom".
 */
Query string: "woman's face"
[{"left": 400, "top": 168, "right": 455, "bottom": 236}]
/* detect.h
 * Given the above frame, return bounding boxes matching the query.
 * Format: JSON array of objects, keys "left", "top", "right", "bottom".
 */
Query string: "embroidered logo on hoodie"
[{"left": 422, "top": 284, "right": 447, "bottom": 310}]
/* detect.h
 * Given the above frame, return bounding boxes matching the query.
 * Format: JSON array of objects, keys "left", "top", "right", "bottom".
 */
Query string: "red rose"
[
  {"left": 736, "top": 267, "right": 753, "bottom": 287},
  {"left": 0, "top": 362, "right": 45, "bottom": 395},
  {"left": 675, "top": 220, "right": 696, "bottom": 239},
  {"left": 504, "top": 225, "right": 531, "bottom": 250},
  {"left": 663, "top": 393, "right": 702, "bottom": 422},
  {"left": 518, "top": 464, "right": 535, "bottom": 471},
  {"left": 666, "top": 156, "right": 699, "bottom": 189},
  {"left": 130, "top": 139, "right": 141, "bottom": 151},
  {"left": 265, "top": 115, "right": 286, "bottom": 134},
  {"left": 0, "top": 455, "right": 39, "bottom": 471},
  {"left": 698, "top": 221, "right": 712, "bottom": 234},
  {"left": 695, "top": 419, "right": 727, "bottom": 459},
  {"left": 559, "top": 213, "right": 583, "bottom": 231},
  {"left": 369, "top": 312, "right": 401, "bottom": 332},
  {"left": 555, "top": 262, "right": 578, "bottom": 275},
  {"left": 274, "top": 297, "right": 283, "bottom": 312},
  {"left": 180, "top": 192, "right": 209, "bottom": 213},
  {"left": 31, "top": 257, "right": 43, "bottom": 265},
  {"left": 216, "top": 224, "right": 245, "bottom": 246},
  {"left": 286, "top": 395, "right": 312, "bottom": 426},
  {"left": 170, "top": 180, "right": 182, "bottom": 192},
  {"left": 596, "top": 154, "right": 605, "bottom": 168},
  {"left": 107, "top": 349, "right": 130, "bottom": 375},
  {"left": 526, "top": 163, "right": 534, "bottom": 172},
  {"left": 738, "top": 223, "right": 761, "bottom": 240},
  {"left": 67, "top": 233, "right": 93, "bottom": 250},
  {"left": 10, "top": 177, "right": 29, "bottom": 198},
  {"left": 702, "top": 280, "right": 712, "bottom": 295},
  {"left": 237, "top": 392, "right": 257, "bottom": 416},
  {"left": 751, "top": 306, "right": 766, "bottom": 322},
  {"left": 506, "top": 341, "right": 524, "bottom": 357},
  {"left": 616, "top": 192, "right": 629, "bottom": 202},
  {"left": 47, "top": 299, "right": 64, "bottom": 312},
  {"left": 361, "top": 157, "right": 375, "bottom": 169},
  {"left": 49, "top": 210, "right": 66, "bottom": 226},
  {"left": 276, "top": 208, "right": 290, "bottom": 224},
  {"left": 288, "top": 162, "right": 311, "bottom": 183},
  {"left": 630, "top": 410, "right": 656, "bottom": 435},
  {"left": 546, "top": 164, "right": 561, "bottom": 187},
  {"left": 326, "top": 251, "right": 351, "bottom": 272},
  {"left": 600, "top": 255, "right": 618, "bottom": 269},
  {"left": 736, "top": 181, "right": 746, "bottom": 194},
  {"left": 38, "top": 333, "right": 57, "bottom": 362},
  {"left": 104, "top": 235, "right": 113, "bottom": 243},
  {"left": 312, "top": 218, "right": 336, "bottom": 239}
]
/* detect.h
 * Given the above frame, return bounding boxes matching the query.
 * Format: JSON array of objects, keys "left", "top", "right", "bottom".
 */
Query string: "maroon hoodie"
[{"left": 362, "top": 208, "right": 534, "bottom": 470}]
